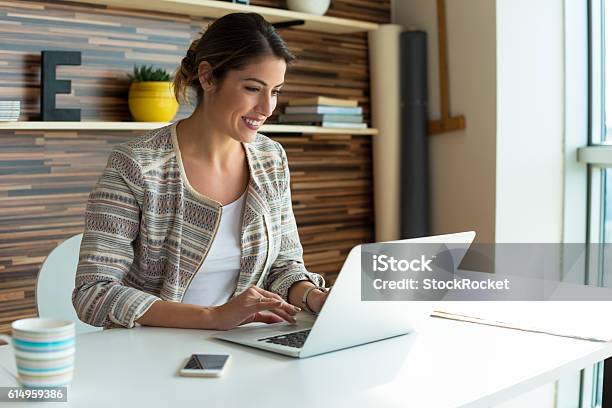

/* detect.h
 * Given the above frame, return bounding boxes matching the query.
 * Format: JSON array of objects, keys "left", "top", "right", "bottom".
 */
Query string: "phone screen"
[{"left": 184, "top": 354, "right": 229, "bottom": 371}]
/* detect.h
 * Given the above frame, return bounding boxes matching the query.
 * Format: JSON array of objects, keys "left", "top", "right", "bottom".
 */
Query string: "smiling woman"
[
  {"left": 176, "top": 56, "right": 287, "bottom": 146},
  {"left": 71, "top": 13, "right": 329, "bottom": 331}
]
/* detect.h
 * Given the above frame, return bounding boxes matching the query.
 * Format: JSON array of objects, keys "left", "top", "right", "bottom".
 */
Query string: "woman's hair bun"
[{"left": 173, "top": 13, "right": 296, "bottom": 105}]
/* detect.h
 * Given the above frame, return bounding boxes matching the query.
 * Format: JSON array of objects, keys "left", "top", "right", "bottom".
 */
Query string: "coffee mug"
[{"left": 0, "top": 318, "right": 75, "bottom": 388}]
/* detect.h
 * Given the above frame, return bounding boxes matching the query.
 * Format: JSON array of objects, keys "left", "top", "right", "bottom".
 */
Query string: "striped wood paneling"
[
  {"left": 0, "top": 0, "right": 389, "bottom": 332},
  {"left": 278, "top": 133, "right": 373, "bottom": 280}
]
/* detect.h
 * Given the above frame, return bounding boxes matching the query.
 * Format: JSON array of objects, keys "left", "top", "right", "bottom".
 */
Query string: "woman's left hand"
[{"left": 307, "top": 289, "right": 329, "bottom": 314}]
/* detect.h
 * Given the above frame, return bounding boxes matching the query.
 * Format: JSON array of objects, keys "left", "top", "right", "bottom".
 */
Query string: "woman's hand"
[
  {"left": 213, "top": 285, "right": 301, "bottom": 331},
  {"left": 306, "top": 289, "right": 329, "bottom": 314}
]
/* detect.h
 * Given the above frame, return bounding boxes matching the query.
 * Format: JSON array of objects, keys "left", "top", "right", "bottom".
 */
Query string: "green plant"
[{"left": 128, "top": 65, "right": 171, "bottom": 82}]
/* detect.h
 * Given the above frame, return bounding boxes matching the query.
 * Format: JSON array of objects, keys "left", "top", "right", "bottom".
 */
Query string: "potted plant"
[{"left": 128, "top": 65, "right": 179, "bottom": 122}]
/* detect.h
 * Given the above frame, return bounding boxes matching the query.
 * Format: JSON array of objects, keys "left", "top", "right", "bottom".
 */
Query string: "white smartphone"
[{"left": 179, "top": 354, "right": 231, "bottom": 377}]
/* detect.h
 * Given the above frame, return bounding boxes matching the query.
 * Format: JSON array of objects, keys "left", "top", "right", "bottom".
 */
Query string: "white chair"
[{"left": 36, "top": 233, "right": 102, "bottom": 334}]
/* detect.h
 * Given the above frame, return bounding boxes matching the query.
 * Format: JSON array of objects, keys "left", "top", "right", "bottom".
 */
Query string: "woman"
[{"left": 72, "top": 13, "right": 329, "bottom": 330}]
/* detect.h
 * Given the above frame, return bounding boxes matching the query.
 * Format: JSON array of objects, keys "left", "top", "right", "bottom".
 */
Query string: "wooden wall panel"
[
  {"left": 0, "top": 0, "right": 389, "bottom": 332},
  {"left": 0, "top": 130, "right": 136, "bottom": 332},
  {"left": 280, "top": 133, "right": 374, "bottom": 283}
]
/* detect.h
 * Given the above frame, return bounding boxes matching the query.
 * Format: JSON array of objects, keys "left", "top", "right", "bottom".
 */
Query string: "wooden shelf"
[
  {"left": 0, "top": 122, "right": 169, "bottom": 131},
  {"left": 73, "top": 0, "right": 379, "bottom": 34},
  {"left": 261, "top": 124, "right": 378, "bottom": 135},
  {"left": 0, "top": 121, "right": 378, "bottom": 135}
]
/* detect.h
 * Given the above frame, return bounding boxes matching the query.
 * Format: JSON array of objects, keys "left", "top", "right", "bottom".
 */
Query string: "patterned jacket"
[{"left": 72, "top": 123, "right": 324, "bottom": 328}]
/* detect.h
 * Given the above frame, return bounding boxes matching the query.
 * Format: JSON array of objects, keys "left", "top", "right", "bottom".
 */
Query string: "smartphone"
[{"left": 179, "top": 354, "right": 231, "bottom": 377}]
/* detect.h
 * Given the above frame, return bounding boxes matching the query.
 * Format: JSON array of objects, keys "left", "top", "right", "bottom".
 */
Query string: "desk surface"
[{"left": 0, "top": 315, "right": 611, "bottom": 408}]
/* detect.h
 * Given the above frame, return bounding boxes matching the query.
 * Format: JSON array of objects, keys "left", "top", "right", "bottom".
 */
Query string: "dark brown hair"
[{"left": 173, "top": 12, "right": 296, "bottom": 105}]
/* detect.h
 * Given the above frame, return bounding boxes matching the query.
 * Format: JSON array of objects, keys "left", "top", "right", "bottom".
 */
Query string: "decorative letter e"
[{"left": 41, "top": 51, "right": 81, "bottom": 121}]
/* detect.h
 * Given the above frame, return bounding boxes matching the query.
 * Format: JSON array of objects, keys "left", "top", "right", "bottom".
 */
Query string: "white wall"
[
  {"left": 392, "top": 0, "right": 568, "bottom": 406},
  {"left": 392, "top": 0, "right": 566, "bottom": 244},
  {"left": 495, "top": 0, "right": 565, "bottom": 244},
  {"left": 393, "top": 0, "right": 497, "bottom": 245},
  {"left": 495, "top": 1, "right": 569, "bottom": 404}
]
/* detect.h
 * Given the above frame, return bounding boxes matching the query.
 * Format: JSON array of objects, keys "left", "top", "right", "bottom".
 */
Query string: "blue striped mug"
[{"left": 0, "top": 318, "right": 75, "bottom": 388}]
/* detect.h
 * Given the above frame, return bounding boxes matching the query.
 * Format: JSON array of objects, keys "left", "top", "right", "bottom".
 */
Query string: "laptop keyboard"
[{"left": 257, "top": 329, "right": 311, "bottom": 349}]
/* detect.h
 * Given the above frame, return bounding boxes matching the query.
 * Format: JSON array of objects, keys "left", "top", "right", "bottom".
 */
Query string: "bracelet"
[{"left": 301, "top": 286, "right": 328, "bottom": 315}]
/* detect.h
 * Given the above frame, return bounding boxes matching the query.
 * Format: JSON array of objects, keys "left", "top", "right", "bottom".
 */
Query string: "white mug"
[{"left": 0, "top": 318, "right": 75, "bottom": 388}]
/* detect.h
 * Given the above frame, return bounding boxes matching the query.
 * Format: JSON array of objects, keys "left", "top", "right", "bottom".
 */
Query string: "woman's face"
[{"left": 202, "top": 56, "right": 286, "bottom": 143}]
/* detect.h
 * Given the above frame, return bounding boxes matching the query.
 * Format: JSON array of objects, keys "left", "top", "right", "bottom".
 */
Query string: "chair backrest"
[{"left": 36, "top": 233, "right": 102, "bottom": 335}]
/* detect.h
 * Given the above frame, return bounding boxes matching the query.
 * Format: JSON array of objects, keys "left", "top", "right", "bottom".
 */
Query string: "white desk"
[{"left": 1, "top": 315, "right": 611, "bottom": 408}]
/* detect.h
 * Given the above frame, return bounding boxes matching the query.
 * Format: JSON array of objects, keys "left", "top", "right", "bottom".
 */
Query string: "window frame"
[{"left": 575, "top": 0, "right": 612, "bottom": 406}]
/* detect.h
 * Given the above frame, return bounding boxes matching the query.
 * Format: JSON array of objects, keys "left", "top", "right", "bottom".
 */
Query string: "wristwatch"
[{"left": 301, "top": 286, "right": 328, "bottom": 315}]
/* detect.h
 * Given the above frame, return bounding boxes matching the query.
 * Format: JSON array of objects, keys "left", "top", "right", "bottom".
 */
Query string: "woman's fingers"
[
  {"left": 250, "top": 299, "right": 297, "bottom": 324},
  {"left": 250, "top": 311, "right": 284, "bottom": 325},
  {"left": 248, "top": 297, "right": 282, "bottom": 312},
  {"left": 218, "top": 287, "right": 301, "bottom": 330},
  {"left": 250, "top": 286, "right": 301, "bottom": 315},
  {"left": 250, "top": 285, "right": 284, "bottom": 302},
  {"left": 268, "top": 307, "right": 297, "bottom": 324}
]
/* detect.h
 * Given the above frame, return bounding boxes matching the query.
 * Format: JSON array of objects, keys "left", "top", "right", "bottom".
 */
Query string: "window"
[
  {"left": 601, "top": 0, "right": 612, "bottom": 258},
  {"left": 604, "top": 169, "right": 611, "bottom": 292},
  {"left": 606, "top": 0, "right": 612, "bottom": 144},
  {"left": 585, "top": 0, "right": 612, "bottom": 276},
  {"left": 606, "top": 169, "right": 611, "bottom": 242},
  {"left": 579, "top": 0, "right": 612, "bottom": 406}
]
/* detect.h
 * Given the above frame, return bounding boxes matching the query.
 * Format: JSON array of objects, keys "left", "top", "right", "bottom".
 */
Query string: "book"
[
  {"left": 0, "top": 111, "right": 20, "bottom": 118},
  {"left": 285, "top": 106, "right": 363, "bottom": 115},
  {"left": 320, "top": 121, "right": 367, "bottom": 129},
  {"left": 288, "top": 96, "right": 358, "bottom": 107},
  {"left": 282, "top": 121, "right": 367, "bottom": 129},
  {"left": 278, "top": 113, "right": 364, "bottom": 123}
]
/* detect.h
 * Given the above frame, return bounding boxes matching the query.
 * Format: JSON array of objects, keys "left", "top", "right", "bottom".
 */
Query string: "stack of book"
[
  {"left": 0, "top": 100, "right": 20, "bottom": 122},
  {"left": 278, "top": 96, "right": 366, "bottom": 129}
]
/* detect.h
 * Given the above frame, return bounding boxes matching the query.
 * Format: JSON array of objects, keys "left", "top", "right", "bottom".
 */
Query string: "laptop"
[{"left": 214, "top": 231, "right": 476, "bottom": 358}]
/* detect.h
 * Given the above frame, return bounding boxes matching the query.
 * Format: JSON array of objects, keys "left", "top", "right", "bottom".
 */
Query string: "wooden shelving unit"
[
  {"left": 0, "top": 121, "right": 378, "bottom": 135},
  {"left": 74, "top": 0, "right": 379, "bottom": 34}
]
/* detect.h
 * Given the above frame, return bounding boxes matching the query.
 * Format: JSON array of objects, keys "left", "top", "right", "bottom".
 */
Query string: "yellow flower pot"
[{"left": 128, "top": 81, "right": 179, "bottom": 122}]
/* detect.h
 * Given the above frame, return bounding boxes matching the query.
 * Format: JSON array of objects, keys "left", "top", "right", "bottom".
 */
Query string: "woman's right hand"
[{"left": 212, "top": 285, "right": 301, "bottom": 331}]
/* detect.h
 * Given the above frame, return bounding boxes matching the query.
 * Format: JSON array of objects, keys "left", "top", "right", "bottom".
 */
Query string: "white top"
[{"left": 182, "top": 190, "right": 247, "bottom": 307}]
